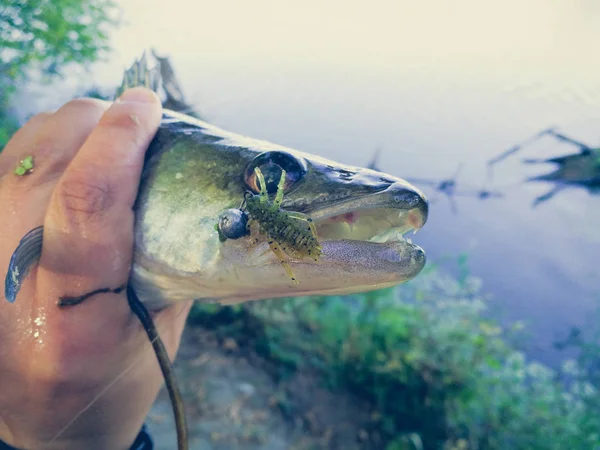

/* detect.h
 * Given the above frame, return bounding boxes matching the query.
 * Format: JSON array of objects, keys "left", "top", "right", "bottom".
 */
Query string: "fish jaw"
[{"left": 131, "top": 111, "right": 428, "bottom": 309}]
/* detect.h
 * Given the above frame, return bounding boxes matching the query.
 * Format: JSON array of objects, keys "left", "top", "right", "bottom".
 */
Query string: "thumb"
[{"left": 35, "top": 87, "right": 162, "bottom": 351}]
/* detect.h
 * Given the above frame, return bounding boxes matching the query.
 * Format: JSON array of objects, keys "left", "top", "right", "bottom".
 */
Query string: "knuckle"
[
  {"left": 60, "top": 97, "right": 108, "bottom": 117},
  {"left": 96, "top": 103, "right": 149, "bottom": 146},
  {"left": 55, "top": 170, "right": 113, "bottom": 221}
]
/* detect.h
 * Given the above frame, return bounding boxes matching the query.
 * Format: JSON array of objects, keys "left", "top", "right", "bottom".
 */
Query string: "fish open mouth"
[
  {"left": 306, "top": 180, "right": 428, "bottom": 248},
  {"left": 314, "top": 206, "right": 425, "bottom": 244},
  {"left": 238, "top": 178, "right": 428, "bottom": 290},
  {"left": 312, "top": 206, "right": 426, "bottom": 271},
  {"left": 299, "top": 182, "right": 429, "bottom": 278}
]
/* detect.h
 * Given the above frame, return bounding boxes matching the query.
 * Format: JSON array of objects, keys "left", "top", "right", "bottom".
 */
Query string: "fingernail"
[{"left": 118, "top": 87, "right": 158, "bottom": 104}]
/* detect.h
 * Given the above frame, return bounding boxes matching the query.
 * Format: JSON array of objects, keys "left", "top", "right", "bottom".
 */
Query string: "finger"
[
  {"left": 0, "top": 113, "right": 52, "bottom": 306},
  {"left": 37, "top": 87, "right": 162, "bottom": 317},
  {"left": 0, "top": 112, "right": 52, "bottom": 177},
  {"left": 1, "top": 98, "right": 109, "bottom": 190},
  {"left": 0, "top": 99, "right": 112, "bottom": 305}
]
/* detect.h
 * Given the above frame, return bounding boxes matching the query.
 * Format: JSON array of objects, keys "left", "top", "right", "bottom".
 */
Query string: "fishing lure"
[
  {"left": 217, "top": 167, "right": 322, "bottom": 283},
  {"left": 215, "top": 208, "right": 248, "bottom": 242}
]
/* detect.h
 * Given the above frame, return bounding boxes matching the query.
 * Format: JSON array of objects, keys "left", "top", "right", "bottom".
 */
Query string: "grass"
[{"left": 188, "top": 263, "right": 600, "bottom": 450}]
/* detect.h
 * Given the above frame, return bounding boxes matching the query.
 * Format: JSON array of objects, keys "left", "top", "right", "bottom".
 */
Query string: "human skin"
[{"left": 0, "top": 87, "right": 193, "bottom": 450}]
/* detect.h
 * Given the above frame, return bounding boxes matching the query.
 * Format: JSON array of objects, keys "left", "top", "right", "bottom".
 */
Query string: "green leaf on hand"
[{"left": 14, "top": 155, "right": 34, "bottom": 176}]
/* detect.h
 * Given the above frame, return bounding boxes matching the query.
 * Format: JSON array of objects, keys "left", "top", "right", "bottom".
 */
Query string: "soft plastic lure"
[{"left": 244, "top": 167, "right": 322, "bottom": 283}]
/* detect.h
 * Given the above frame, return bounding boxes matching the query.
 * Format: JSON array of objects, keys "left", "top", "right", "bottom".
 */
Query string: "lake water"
[{"left": 14, "top": 0, "right": 600, "bottom": 367}]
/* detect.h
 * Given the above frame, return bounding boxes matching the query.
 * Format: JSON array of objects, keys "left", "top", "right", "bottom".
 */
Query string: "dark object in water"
[
  {"left": 488, "top": 128, "right": 600, "bottom": 206},
  {"left": 369, "top": 150, "right": 502, "bottom": 214},
  {"left": 404, "top": 164, "right": 503, "bottom": 215}
]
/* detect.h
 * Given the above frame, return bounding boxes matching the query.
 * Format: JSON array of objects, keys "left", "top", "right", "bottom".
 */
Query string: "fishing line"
[
  {"left": 47, "top": 294, "right": 192, "bottom": 449},
  {"left": 47, "top": 347, "right": 143, "bottom": 445},
  {"left": 126, "top": 285, "right": 188, "bottom": 450}
]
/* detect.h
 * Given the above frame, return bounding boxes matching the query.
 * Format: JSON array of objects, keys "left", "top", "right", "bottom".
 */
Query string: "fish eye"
[{"left": 244, "top": 151, "right": 307, "bottom": 194}]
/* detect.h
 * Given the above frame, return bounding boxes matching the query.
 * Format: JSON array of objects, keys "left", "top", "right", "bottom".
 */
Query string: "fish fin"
[
  {"left": 151, "top": 48, "right": 186, "bottom": 103},
  {"left": 4, "top": 226, "right": 44, "bottom": 303},
  {"left": 114, "top": 50, "right": 162, "bottom": 100}
]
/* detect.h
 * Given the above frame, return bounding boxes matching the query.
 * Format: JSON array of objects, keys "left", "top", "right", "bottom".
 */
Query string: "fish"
[
  {"left": 4, "top": 51, "right": 429, "bottom": 450},
  {"left": 5, "top": 51, "right": 429, "bottom": 308}
]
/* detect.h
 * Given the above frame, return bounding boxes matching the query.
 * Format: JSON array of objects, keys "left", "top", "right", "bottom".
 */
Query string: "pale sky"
[
  {"left": 17, "top": 0, "right": 600, "bottom": 122},
  {"left": 100, "top": 0, "right": 599, "bottom": 79}
]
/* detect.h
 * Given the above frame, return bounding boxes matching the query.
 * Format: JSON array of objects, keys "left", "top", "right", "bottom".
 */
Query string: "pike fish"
[
  {"left": 5, "top": 53, "right": 428, "bottom": 308},
  {"left": 4, "top": 52, "right": 429, "bottom": 450}
]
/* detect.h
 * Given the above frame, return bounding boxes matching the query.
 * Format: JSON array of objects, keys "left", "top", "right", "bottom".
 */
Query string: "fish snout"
[{"left": 389, "top": 182, "right": 429, "bottom": 231}]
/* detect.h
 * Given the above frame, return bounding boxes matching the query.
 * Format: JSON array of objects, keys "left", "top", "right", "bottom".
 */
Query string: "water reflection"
[
  {"left": 375, "top": 125, "right": 600, "bottom": 213},
  {"left": 370, "top": 154, "right": 503, "bottom": 215},
  {"left": 489, "top": 128, "right": 600, "bottom": 207}
]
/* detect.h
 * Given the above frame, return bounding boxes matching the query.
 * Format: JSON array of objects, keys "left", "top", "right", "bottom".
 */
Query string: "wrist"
[
  {"left": 0, "top": 424, "right": 153, "bottom": 450},
  {"left": 0, "top": 413, "right": 136, "bottom": 450}
]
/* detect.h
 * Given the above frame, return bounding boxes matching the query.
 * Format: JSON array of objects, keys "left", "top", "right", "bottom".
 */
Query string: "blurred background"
[{"left": 2, "top": 0, "right": 600, "bottom": 448}]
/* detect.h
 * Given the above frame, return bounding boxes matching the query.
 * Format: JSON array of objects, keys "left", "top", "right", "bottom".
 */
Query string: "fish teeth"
[{"left": 368, "top": 227, "right": 406, "bottom": 243}]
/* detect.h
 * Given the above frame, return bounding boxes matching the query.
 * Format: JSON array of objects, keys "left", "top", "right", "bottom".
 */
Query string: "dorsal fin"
[{"left": 114, "top": 50, "right": 162, "bottom": 100}]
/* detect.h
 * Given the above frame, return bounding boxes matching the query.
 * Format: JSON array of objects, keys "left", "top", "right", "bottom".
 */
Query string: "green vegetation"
[
  {"left": 188, "top": 264, "right": 600, "bottom": 450},
  {"left": 0, "top": 0, "right": 119, "bottom": 150},
  {"left": 14, "top": 155, "right": 34, "bottom": 176},
  {"left": 0, "top": 100, "right": 19, "bottom": 151}
]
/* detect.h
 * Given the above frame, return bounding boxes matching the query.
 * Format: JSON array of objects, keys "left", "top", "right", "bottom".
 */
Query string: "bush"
[
  {"left": 0, "top": 0, "right": 119, "bottom": 84},
  {"left": 188, "top": 265, "right": 600, "bottom": 449},
  {"left": 0, "top": 91, "right": 19, "bottom": 150},
  {"left": 0, "top": 0, "right": 119, "bottom": 151}
]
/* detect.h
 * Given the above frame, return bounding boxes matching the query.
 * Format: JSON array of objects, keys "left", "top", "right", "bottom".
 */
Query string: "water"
[{"left": 14, "top": 0, "right": 600, "bottom": 367}]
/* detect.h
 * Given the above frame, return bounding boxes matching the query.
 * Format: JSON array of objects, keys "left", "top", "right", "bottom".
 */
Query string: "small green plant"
[{"left": 14, "top": 155, "right": 34, "bottom": 176}]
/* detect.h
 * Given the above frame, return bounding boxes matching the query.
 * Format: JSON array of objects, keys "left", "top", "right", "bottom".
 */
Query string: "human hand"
[{"left": 0, "top": 88, "right": 193, "bottom": 449}]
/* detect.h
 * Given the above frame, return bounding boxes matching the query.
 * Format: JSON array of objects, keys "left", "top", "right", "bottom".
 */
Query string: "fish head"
[{"left": 132, "top": 111, "right": 428, "bottom": 308}]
